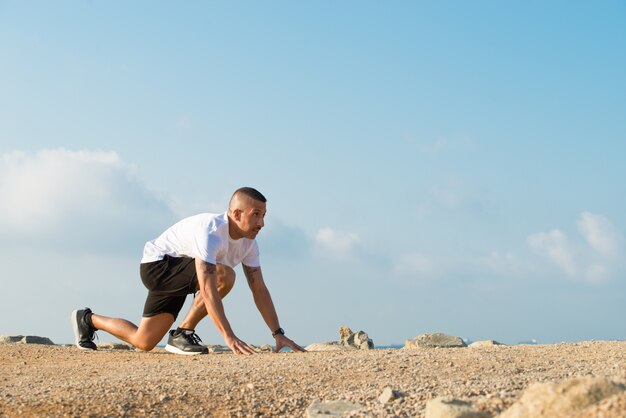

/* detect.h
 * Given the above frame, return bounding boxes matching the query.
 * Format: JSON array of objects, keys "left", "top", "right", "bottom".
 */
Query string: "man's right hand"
[{"left": 225, "top": 334, "right": 257, "bottom": 355}]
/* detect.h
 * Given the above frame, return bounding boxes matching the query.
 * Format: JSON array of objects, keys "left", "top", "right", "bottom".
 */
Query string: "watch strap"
[{"left": 272, "top": 327, "right": 285, "bottom": 337}]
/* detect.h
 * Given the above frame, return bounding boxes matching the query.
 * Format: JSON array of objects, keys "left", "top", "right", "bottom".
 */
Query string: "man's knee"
[{"left": 134, "top": 339, "right": 158, "bottom": 352}]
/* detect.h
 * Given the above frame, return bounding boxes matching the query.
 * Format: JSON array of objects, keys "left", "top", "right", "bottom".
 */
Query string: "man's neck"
[{"left": 227, "top": 213, "right": 243, "bottom": 240}]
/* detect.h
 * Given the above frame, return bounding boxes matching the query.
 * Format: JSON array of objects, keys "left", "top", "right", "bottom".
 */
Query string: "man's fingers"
[
  {"left": 229, "top": 338, "right": 256, "bottom": 355},
  {"left": 271, "top": 339, "right": 306, "bottom": 353},
  {"left": 289, "top": 341, "right": 306, "bottom": 352},
  {"left": 242, "top": 345, "right": 256, "bottom": 355},
  {"left": 236, "top": 341, "right": 256, "bottom": 355},
  {"left": 283, "top": 337, "right": 305, "bottom": 352},
  {"left": 231, "top": 337, "right": 305, "bottom": 354}
]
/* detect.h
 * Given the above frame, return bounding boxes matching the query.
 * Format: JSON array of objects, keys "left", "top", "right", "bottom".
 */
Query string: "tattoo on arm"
[
  {"left": 195, "top": 259, "right": 218, "bottom": 294},
  {"left": 243, "top": 265, "right": 260, "bottom": 286},
  {"left": 206, "top": 262, "right": 217, "bottom": 275}
]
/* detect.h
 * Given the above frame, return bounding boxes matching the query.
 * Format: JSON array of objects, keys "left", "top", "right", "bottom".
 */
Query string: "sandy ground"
[{"left": 1, "top": 341, "right": 626, "bottom": 417}]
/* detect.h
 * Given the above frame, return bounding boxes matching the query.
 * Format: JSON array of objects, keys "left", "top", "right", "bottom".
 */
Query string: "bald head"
[{"left": 228, "top": 187, "right": 267, "bottom": 212}]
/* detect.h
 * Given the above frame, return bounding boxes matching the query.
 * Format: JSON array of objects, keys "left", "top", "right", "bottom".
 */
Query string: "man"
[{"left": 71, "top": 187, "right": 305, "bottom": 355}]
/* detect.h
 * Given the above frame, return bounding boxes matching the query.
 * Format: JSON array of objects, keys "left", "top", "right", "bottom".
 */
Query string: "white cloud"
[
  {"left": 577, "top": 212, "right": 622, "bottom": 258},
  {"left": 527, "top": 212, "right": 624, "bottom": 284},
  {"left": 0, "top": 149, "right": 173, "bottom": 253},
  {"left": 1, "top": 149, "right": 121, "bottom": 231},
  {"left": 314, "top": 227, "right": 360, "bottom": 257},
  {"left": 527, "top": 229, "right": 578, "bottom": 277}
]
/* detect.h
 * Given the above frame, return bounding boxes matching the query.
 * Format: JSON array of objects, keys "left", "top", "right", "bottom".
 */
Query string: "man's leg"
[
  {"left": 178, "top": 264, "right": 235, "bottom": 330},
  {"left": 91, "top": 312, "right": 175, "bottom": 351}
]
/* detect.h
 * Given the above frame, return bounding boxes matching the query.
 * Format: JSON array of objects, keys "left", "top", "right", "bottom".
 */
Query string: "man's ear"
[{"left": 232, "top": 208, "right": 242, "bottom": 221}]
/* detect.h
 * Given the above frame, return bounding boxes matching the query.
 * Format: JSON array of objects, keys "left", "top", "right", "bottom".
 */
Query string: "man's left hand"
[{"left": 274, "top": 334, "right": 306, "bottom": 353}]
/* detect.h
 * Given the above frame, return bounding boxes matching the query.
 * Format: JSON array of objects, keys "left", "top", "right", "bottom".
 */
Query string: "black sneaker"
[
  {"left": 164, "top": 329, "right": 208, "bottom": 355},
  {"left": 71, "top": 308, "right": 97, "bottom": 350}
]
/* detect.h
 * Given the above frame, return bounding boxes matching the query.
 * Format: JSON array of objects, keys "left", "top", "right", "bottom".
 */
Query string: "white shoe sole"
[
  {"left": 164, "top": 343, "right": 206, "bottom": 355},
  {"left": 70, "top": 309, "right": 94, "bottom": 350}
]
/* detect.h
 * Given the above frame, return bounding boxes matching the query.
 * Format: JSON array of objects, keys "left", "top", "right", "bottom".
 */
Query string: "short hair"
[{"left": 231, "top": 187, "right": 267, "bottom": 203}]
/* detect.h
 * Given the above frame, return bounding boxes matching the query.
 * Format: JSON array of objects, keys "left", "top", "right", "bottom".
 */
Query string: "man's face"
[{"left": 237, "top": 200, "right": 266, "bottom": 239}]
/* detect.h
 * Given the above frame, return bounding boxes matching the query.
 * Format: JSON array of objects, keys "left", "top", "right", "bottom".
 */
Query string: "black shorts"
[{"left": 140, "top": 255, "right": 199, "bottom": 319}]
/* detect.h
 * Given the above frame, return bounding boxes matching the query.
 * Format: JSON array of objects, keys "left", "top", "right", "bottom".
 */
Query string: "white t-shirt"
[{"left": 140, "top": 212, "right": 260, "bottom": 268}]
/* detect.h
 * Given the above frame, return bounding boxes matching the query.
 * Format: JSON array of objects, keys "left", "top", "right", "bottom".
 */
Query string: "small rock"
[
  {"left": 246, "top": 383, "right": 255, "bottom": 390},
  {"left": 340, "top": 326, "right": 374, "bottom": 350},
  {"left": 306, "top": 400, "right": 365, "bottom": 418},
  {"left": 469, "top": 340, "right": 505, "bottom": 348},
  {"left": 339, "top": 325, "right": 353, "bottom": 341},
  {"left": 206, "top": 344, "right": 232, "bottom": 353},
  {"left": 23, "top": 336, "right": 55, "bottom": 345},
  {"left": 379, "top": 387, "right": 400, "bottom": 404},
  {"left": 159, "top": 394, "right": 171, "bottom": 402},
  {"left": 0, "top": 335, "right": 25, "bottom": 344},
  {"left": 0, "top": 335, "right": 55, "bottom": 345},
  {"left": 97, "top": 342, "right": 134, "bottom": 350},
  {"left": 425, "top": 397, "right": 490, "bottom": 418},
  {"left": 304, "top": 342, "right": 351, "bottom": 352},
  {"left": 308, "top": 326, "right": 375, "bottom": 351},
  {"left": 352, "top": 330, "right": 374, "bottom": 349},
  {"left": 499, "top": 377, "right": 626, "bottom": 418},
  {"left": 405, "top": 333, "right": 467, "bottom": 349}
]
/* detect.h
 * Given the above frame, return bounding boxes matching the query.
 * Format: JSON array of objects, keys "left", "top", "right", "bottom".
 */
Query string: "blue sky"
[{"left": 1, "top": 1, "right": 625, "bottom": 346}]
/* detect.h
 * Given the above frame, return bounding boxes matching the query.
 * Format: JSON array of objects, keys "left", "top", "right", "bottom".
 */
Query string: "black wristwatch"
[{"left": 272, "top": 327, "right": 285, "bottom": 337}]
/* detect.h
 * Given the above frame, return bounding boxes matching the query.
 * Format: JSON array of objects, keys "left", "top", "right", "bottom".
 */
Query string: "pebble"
[{"left": 379, "top": 387, "right": 400, "bottom": 404}]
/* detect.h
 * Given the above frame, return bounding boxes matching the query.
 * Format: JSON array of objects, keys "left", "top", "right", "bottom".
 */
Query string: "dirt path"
[{"left": 1, "top": 341, "right": 626, "bottom": 417}]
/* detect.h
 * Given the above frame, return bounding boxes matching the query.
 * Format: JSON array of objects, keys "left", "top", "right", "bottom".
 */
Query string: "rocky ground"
[{"left": 1, "top": 341, "right": 626, "bottom": 417}]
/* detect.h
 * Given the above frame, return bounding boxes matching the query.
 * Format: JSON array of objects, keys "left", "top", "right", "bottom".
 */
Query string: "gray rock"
[
  {"left": 0, "top": 335, "right": 55, "bottom": 345},
  {"left": 97, "top": 342, "right": 134, "bottom": 350},
  {"left": 21, "top": 336, "right": 55, "bottom": 345},
  {"left": 351, "top": 330, "right": 374, "bottom": 349},
  {"left": 0, "top": 335, "right": 24, "bottom": 344},
  {"left": 499, "top": 377, "right": 625, "bottom": 418},
  {"left": 340, "top": 326, "right": 374, "bottom": 350},
  {"left": 305, "top": 400, "right": 365, "bottom": 418},
  {"left": 469, "top": 340, "right": 505, "bottom": 348},
  {"left": 405, "top": 333, "right": 467, "bottom": 349},
  {"left": 425, "top": 397, "right": 490, "bottom": 418}
]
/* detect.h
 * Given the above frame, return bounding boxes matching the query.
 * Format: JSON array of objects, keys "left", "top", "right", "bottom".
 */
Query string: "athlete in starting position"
[{"left": 71, "top": 187, "right": 305, "bottom": 355}]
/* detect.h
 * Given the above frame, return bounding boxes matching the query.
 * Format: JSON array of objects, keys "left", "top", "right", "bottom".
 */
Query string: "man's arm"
[
  {"left": 195, "top": 258, "right": 256, "bottom": 355},
  {"left": 242, "top": 264, "right": 306, "bottom": 353}
]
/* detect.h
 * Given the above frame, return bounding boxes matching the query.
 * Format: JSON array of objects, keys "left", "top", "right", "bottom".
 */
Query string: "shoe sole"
[
  {"left": 70, "top": 309, "right": 96, "bottom": 351},
  {"left": 164, "top": 343, "right": 207, "bottom": 355}
]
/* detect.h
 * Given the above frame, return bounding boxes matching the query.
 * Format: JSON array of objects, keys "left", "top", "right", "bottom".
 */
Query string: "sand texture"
[{"left": 2, "top": 341, "right": 626, "bottom": 417}]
